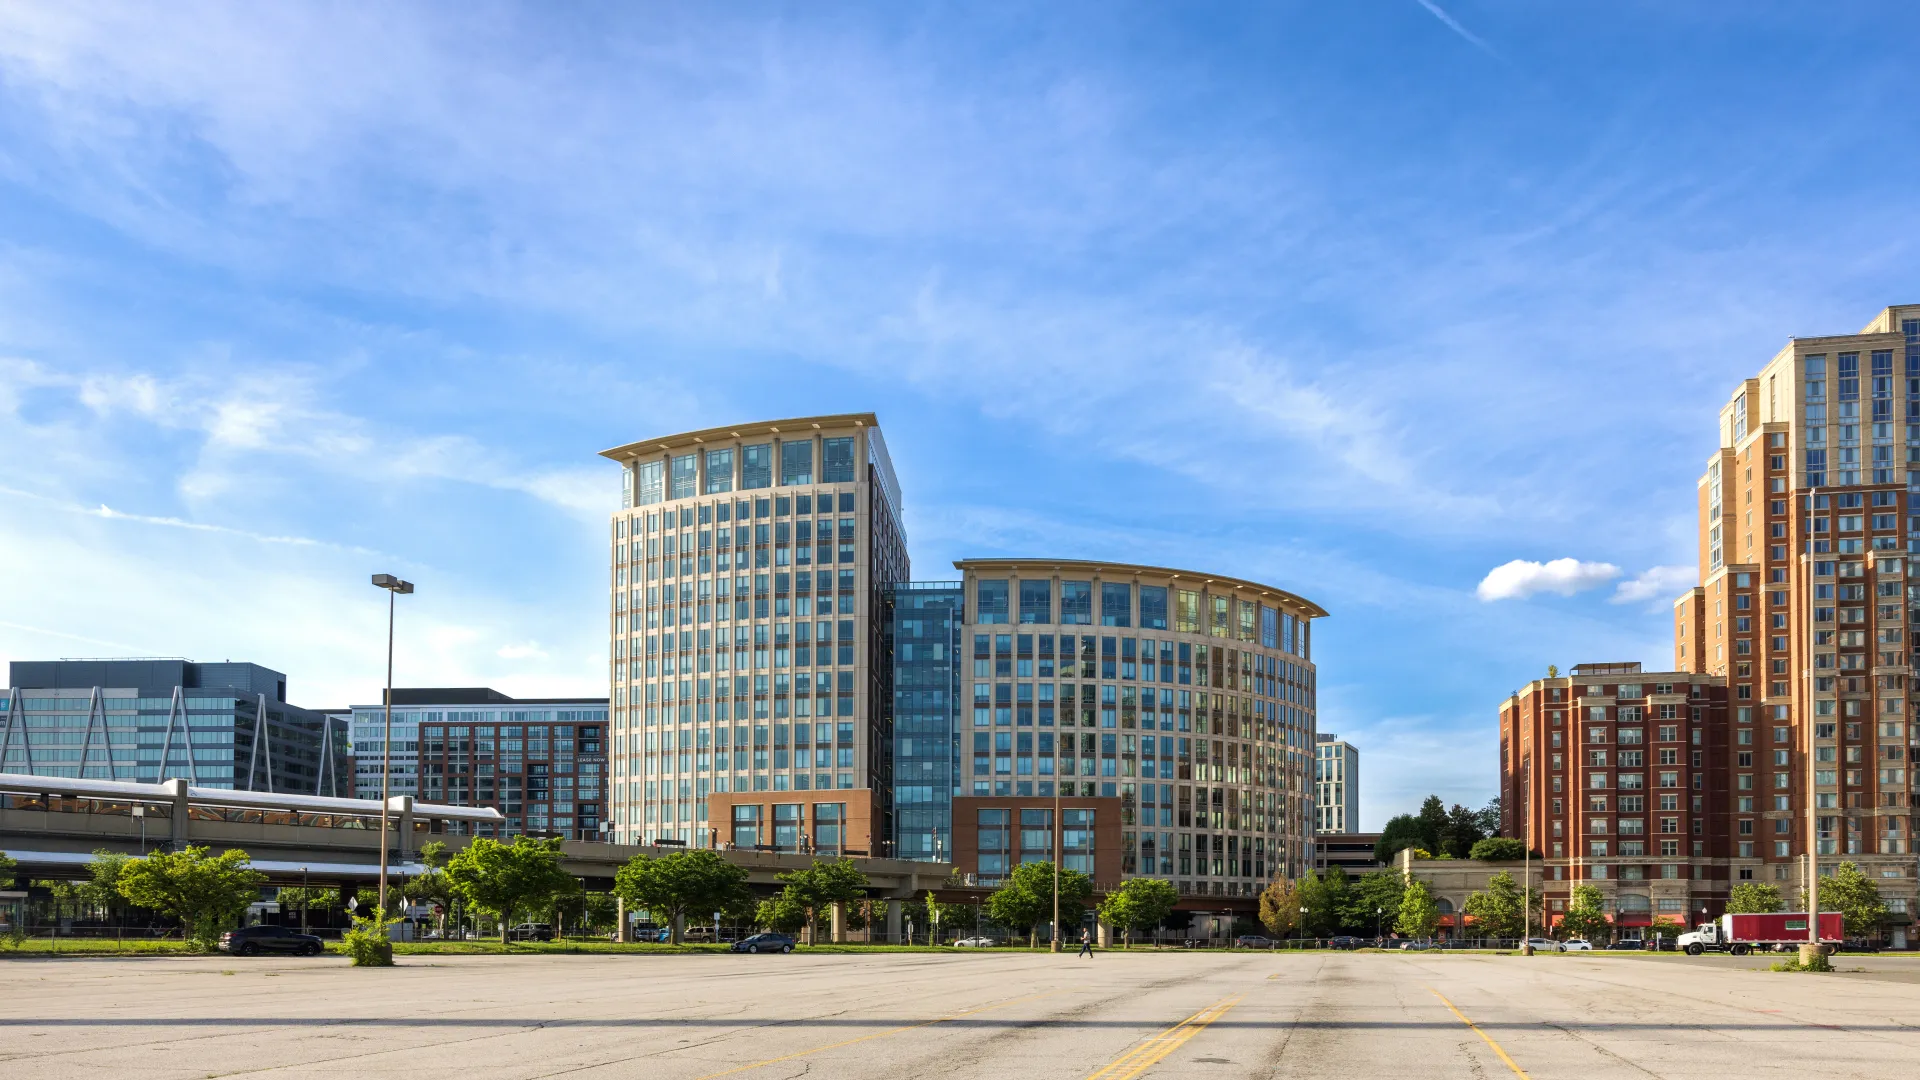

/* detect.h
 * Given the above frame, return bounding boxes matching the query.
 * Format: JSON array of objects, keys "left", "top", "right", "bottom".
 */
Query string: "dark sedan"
[
  {"left": 730, "top": 933, "right": 797, "bottom": 954},
  {"left": 220, "top": 924, "right": 325, "bottom": 956}
]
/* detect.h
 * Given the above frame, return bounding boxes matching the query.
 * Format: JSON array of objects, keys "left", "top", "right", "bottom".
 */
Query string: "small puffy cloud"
[
  {"left": 1476, "top": 558, "right": 1620, "bottom": 602},
  {"left": 496, "top": 641, "right": 549, "bottom": 660},
  {"left": 1611, "top": 565, "right": 1697, "bottom": 606}
]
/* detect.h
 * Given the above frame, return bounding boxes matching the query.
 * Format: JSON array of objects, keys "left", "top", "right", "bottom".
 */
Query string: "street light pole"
[
  {"left": 371, "top": 573, "right": 415, "bottom": 919},
  {"left": 1801, "top": 493, "right": 1819, "bottom": 957},
  {"left": 1051, "top": 780, "right": 1063, "bottom": 953}
]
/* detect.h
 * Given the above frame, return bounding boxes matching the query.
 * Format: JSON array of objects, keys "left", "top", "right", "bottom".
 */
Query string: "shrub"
[
  {"left": 342, "top": 915, "right": 396, "bottom": 967},
  {"left": 1468, "top": 838, "right": 1528, "bottom": 861}
]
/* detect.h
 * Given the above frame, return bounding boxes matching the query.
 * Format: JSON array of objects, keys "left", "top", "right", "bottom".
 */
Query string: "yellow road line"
[
  {"left": 686, "top": 988, "right": 1067, "bottom": 1080},
  {"left": 1427, "top": 988, "right": 1531, "bottom": 1080},
  {"left": 1084, "top": 995, "right": 1242, "bottom": 1080}
]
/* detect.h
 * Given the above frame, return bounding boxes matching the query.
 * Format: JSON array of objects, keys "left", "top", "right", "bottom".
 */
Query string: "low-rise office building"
[
  {"left": 2, "top": 659, "right": 347, "bottom": 794},
  {"left": 359, "top": 688, "right": 609, "bottom": 841}
]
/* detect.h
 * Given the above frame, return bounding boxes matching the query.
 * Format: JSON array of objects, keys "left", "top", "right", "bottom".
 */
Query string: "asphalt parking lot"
[{"left": 4, "top": 949, "right": 1919, "bottom": 1079}]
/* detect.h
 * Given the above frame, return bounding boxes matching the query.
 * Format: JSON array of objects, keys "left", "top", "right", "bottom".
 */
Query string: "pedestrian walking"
[{"left": 1078, "top": 927, "right": 1094, "bottom": 957}]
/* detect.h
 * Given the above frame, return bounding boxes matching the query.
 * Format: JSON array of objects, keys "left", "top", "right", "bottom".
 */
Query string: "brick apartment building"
[{"left": 1501, "top": 305, "right": 1920, "bottom": 945}]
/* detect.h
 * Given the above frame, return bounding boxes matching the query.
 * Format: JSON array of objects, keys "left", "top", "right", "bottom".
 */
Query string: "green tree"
[
  {"left": 984, "top": 861, "right": 1092, "bottom": 948},
  {"left": 614, "top": 848, "right": 752, "bottom": 944},
  {"left": 1461, "top": 870, "right": 1540, "bottom": 941},
  {"left": 1558, "top": 883, "right": 1609, "bottom": 943},
  {"left": 0, "top": 851, "right": 15, "bottom": 889},
  {"left": 1257, "top": 877, "right": 1301, "bottom": 938},
  {"left": 1468, "top": 837, "right": 1527, "bottom": 861},
  {"left": 445, "top": 836, "right": 573, "bottom": 943},
  {"left": 1344, "top": 871, "right": 1406, "bottom": 937},
  {"left": 115, "top": 845, "right": 265, "bottom": 949},
  {"left": 923, "top": 890, "right": 970, "bottom": 944},
  {"left": 1415, "top": 796, "right": 1449, "bottom": 852},
  {"left": 1648, "top": 915, "right": 1685, "bottom": 943},
  {"left": 1442, "top": 803, "right": 1488, "bottom": 859},
  {"left": 1819, "top": 861, "right": 1890, "bottom": 938},
  {"left": 1295, "top": 868, "right": 1349, "bottom": 936},
  {"left": 1374, "top": 815, "right": 1425, "bottom": 865},
  {"left": 81, "top": 850, "right": 135, "bottom": 915},
  {"left": 774, "top": 857, "right": 871, "bottom": 943},
  {"left": 755, "top": 893, "right": 808, "bottom": 934},
  {"left": 1726, "top": 881, "right": 1784, "bottom": 914},
  {"left": 1394, "top": 879, "right": 1441, "bottom": 939},
  {"left": 1099, "top": 877, "right": 1178, "bottom": 948}
]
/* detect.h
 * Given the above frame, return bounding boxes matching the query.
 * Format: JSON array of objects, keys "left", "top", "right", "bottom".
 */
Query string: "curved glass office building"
[{"left": 949, "top": 560, "right": 1324, "bottom": 895}]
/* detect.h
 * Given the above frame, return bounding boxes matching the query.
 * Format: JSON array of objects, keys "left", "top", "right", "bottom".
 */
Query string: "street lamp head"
[{"left": 371, "top": 573, "right": 415, "bottom": 594}]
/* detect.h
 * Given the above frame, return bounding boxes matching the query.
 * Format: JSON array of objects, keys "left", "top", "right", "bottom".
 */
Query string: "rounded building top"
[{"left": 952, "top": 557, "right": 1327, "bottom": 619}]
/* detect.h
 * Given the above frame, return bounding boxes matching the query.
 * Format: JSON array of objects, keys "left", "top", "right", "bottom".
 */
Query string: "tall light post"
[
  {"left": 1801, "top": 491, "right": 1820, "bottom": 958},
  {"left": 1050, "top": 780, "right": 1063, "bottom": 953},
  {"left": 371, "top": 573, "right": 414, "bottom": 918}
]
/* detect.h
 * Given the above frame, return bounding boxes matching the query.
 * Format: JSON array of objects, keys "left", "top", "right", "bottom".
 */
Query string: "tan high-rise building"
[
  {"left": 598, "top": 414, "right": 908, "bottom": 849},
  {"left": 1674, "top": 306, "right": 1920, "bottom": 897}
]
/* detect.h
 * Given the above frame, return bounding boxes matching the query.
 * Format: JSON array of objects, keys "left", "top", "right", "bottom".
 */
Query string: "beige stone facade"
[
  {"left": 953, "top": 558, "right": 1323, "bottom": 895},
  {"left": 598, "top": 414, "right": 907, "bottom": 846}
]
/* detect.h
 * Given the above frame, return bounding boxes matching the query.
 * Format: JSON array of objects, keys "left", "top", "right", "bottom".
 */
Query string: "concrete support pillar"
[
  {"left": 672, "top": 913, "right": 685, "bottom": 944},
  {"left": 885, "top": 899, "right": 903, "bottom": 944},
  {"left": 617, "top": 896, "right": 628, "bottom": 943},
  {"left": 164, "top": 778, "right": 189, "bottom": 850},
  {"left": 1096, "top": 919, "right": 1111, "bottom": 948},
  {"left": 391, "top": 795, "right": 416, "bottom": 862},
  {"left": 830, "top": 902, "right": 846, "bottom": 943}
]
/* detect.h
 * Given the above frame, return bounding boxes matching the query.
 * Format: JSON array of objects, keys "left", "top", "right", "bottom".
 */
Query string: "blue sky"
[{"left": 1, "top": 3, "right": 1915, "bottom": 828}]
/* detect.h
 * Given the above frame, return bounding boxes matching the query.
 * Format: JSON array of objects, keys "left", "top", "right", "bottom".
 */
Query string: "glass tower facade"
[
  {"left": 887, "top": 581, "right": 964, "bottom": 862},
  {"left": 2, "top": 660, "right": 347, "bottom": 794}
]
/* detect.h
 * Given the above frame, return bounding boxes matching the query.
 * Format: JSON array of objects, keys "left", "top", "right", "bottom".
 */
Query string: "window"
[
  {"left": 1211, "top": 596, "right": 1231, "bottom": 638},
  {"left": 977, "top": 580, "right": 1010, "bottom": 625},
  {"left": 822, "top": 437, "right": 856, "bottom": 484},
  {"left": 669, "top": 454, "right": 697, "bottom": 499},
  {"left": 1019, "top": 580, "right": 1052, "bottom": 624},
  {"left": 702, "top": 448, "right": 735, "bottom": 494},
  {"left": 635, "top": 460, "right": 664, "bottom": 505},
  {"left": 1061, "top": 581, "right": 1093, "bottom": 625},
  {"left": 1176, "top": 590, "right": 1200, "bottom": 633},
  {"left": 1140, "top": 586, "right": 1169, "bottom": 630},
  {"left": 780, "top": 441, "right": 813, "bottom": 486},
  {"left": 1101, "top": 583, "right": 1132, "bottom": 627},
  {"left": 742, "top": 444, "right": 773, "bottom": 489}
]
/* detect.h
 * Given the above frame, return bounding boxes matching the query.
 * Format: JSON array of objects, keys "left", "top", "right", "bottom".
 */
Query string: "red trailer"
[{"left": 1678, "top": 912, "right": 1843, "bottom": 955}]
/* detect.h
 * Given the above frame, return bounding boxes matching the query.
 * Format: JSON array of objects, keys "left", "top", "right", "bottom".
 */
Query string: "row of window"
[
  {"left": 630, "top": 440, "right": 859, "bottom": 504},
  {"left": 973, "top": 579, "right": 1308, "bottom": 656}
]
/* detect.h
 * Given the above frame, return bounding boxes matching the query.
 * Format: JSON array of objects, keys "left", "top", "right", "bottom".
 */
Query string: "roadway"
[{"left": 4, "top": 949, "right": 1919, "bottom": 1079}]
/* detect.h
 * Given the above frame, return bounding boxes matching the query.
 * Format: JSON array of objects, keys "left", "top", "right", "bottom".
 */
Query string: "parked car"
[
  {"left": 1398, "top": 939, "right": 1438, "bottom": 951},
  {"left": 508, "top": 923, "right": 555, "bottom": 942},
  {"left": 220, "top": 924, "right": 325, "bottom": 957},
  {"left": 1234, "top": 935, "right": 1273, "bottom": 949},
  {"left": 731, "top": 932, "right": 797, "bottom": 954},
  {"left": 1641, "top": 936, "right": 1676, "bottom": 951},
  {"left": 1562, "top": 939, "right": 1593, "bottom": 952},
  {"left": 952, "top": 936, "right": 1000, "bottom": 948},
  {"left": 1524, "top": 937, "right": 1565, "bottom": 952},
  {"left": 1328, "top": 936, "right": 1363, "bottom": 950},
  {"left": 1606, "top": 939, "right": 1643, "bottom": 951}
]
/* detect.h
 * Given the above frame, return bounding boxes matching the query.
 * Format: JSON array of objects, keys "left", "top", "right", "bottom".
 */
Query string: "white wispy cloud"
[
  {"left": 1476, "top": 558, "right": 1621, "bottom": 602},
  {"left": 1412, "top": 0, "right": 1499, "bottom": 57},
  {"left": 496, "top": 641, "right": 549, "bottom": 661},
  {"left": 1611, "top": 565, "right": 1697, "bottom": 606}
]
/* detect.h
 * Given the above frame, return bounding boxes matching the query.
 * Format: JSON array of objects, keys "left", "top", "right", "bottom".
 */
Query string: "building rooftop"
[
  {"left": 597, "top": 413, "right": 882, "bottom": 461},
  {"left": 375, "top": 688, "right": 610, "bottom": 707},
  {"left": 952, "top": 557, "right": 1328, "bottom": 619}
]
